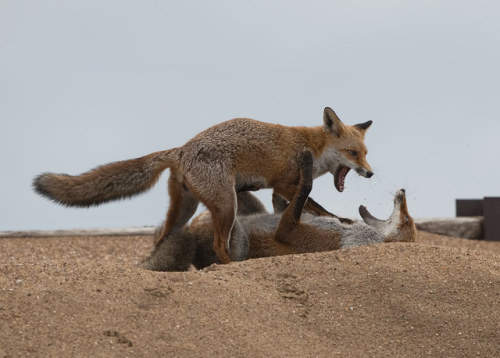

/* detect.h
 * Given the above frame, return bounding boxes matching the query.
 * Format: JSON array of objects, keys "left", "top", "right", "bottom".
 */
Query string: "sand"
[{"left": 1, "top": 231, "right": 499, "bottom": 357}]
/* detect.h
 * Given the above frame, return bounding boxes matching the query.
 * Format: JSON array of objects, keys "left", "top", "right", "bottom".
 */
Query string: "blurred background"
[{"left": 1, "top": 1, "right": 499, "bottom": 230}]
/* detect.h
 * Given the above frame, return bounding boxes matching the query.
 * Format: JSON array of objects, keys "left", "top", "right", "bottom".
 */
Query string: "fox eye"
[{"left": 347, "top": 150, "right": 358, "bottom": 157}]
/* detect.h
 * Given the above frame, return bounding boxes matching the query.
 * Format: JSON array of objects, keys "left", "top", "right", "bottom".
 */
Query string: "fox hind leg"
[
  {"left": 156, "top": 171, "right": 199, "bottom": 247},
  {"left": 204, "top": 188, "right": 237, "bottom": 264}
]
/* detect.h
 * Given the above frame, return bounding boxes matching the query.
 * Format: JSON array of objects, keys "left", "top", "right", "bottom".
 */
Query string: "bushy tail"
[{"left": 33, "top": 149, "right": 179, "bottom": 207}]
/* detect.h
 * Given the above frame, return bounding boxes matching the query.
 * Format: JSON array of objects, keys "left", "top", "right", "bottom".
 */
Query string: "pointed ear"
[
  {"left": 354, "top": 120, "right": 373, "bottom": 134},
  {"left": 323, "top": 107, "right": 344, "bottom": 137},
  {"left": 359, "top": 205, "right": 386, "bottom": 229}
]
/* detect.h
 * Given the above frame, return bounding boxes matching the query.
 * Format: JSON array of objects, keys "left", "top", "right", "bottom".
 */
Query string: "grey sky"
[{"left": 1, "top": 1, "right": 499, "bottom": 231}]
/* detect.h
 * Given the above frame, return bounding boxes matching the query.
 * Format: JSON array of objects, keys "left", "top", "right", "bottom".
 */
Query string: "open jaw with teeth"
[{"left": 334, "top": 165, "right": 351, "bottom": 192}]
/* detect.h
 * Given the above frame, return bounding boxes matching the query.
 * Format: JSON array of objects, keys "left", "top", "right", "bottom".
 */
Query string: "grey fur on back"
[
  {"left": 306, "top": 216, "right": 383, "bottom": 248},
  {"left": 139, "top": 191, "right": 407, "bottom": 272},
  {"left": 140, "top": 212, "right": 385, "bottom": 272},
  {"left": 237, "top": 213, "right": 281, "bottom": 236},
  {"left": 138, "top": 228, "right": 197, "bottom": 271},
  {"left": 140, "top": 192, "right": 270, "bottom": 271}
]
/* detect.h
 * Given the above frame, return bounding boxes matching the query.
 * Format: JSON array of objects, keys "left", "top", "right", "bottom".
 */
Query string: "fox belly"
[{"left": 234, "top": 174, "right": 269, "bottom": 192}]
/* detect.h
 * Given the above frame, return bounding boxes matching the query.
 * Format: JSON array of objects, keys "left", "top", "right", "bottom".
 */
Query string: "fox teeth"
[{"left": 334, "top": 165, "right": 350, "bottom": 192}]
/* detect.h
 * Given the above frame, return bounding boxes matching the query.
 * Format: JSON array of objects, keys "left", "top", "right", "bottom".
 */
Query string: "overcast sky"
[{"left": 1, "top": 1, "right": 499, "bottom": 231}]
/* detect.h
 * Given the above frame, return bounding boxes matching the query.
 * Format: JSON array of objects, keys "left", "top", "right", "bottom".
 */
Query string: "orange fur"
[{"left": 34, "top": 108, "right": 373, "bottom": 264}]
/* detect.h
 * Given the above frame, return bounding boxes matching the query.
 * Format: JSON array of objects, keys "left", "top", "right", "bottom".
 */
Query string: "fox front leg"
[{"left": 273, "top": 150, "right": 314, "bottom": 242}]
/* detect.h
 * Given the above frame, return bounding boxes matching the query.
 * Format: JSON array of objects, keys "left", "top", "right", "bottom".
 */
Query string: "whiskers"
[
  {"left": 343, "top": 165, "right": 418, "bottom": 220},
  {"left": 366, "top": 166, "right": 418, "bottom": 198}
]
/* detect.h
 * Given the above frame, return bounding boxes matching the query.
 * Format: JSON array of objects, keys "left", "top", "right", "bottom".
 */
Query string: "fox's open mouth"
[{"left": 334, "top": 165, "right": 351, "bottom": 192}]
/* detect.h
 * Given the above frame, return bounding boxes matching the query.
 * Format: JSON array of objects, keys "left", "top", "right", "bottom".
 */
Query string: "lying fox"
[
  {"left": 140, "top": 151, "right": 416, "bottom": 272},
  {"left": 34, "top": 107, "right": 373, "bottom": 264}
]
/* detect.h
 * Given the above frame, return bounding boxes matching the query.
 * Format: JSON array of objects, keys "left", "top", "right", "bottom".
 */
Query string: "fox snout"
[
  {"left": 394, "top": 189, "right": 406, "bottom": 203},
  {"left": 355, "top": 167, "right": 374, "bottom": 178}
]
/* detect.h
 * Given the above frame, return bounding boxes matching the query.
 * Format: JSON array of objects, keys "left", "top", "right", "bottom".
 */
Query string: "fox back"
[{"left": 176, "top": 108, "right": 373, "bottom": 195}]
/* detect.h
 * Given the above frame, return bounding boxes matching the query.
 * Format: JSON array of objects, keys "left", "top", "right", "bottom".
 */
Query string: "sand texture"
[{"left": 1, "top": 231, "right": 499, "bottom": 357}]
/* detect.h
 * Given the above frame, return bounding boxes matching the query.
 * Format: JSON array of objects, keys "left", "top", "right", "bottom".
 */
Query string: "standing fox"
[
  {"left": 140, "top": 151, "right": 416, "bottom": 271},
  {"left": 34, "top": 107, "right": 373, "bottom": 264}
]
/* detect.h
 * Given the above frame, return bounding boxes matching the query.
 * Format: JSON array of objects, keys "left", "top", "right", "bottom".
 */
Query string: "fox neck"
[
  {"left": 298, "top": 126, "right": 327, "bottom": 156},
  {"left": 296, "top": 126, "right": 339, "bottom": 178},
  {"left": 380, "top": 209, "right": 402, "bottom": 241}
]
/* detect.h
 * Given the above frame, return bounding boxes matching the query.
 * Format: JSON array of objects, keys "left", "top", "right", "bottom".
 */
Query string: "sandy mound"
[{"left": 1, "top": 231, "right": 499, "bottom": 357}]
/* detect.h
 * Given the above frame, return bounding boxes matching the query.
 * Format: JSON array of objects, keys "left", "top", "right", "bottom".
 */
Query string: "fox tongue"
[{"left": 334, "top": 166, "right": 350, "bottom": 192}]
